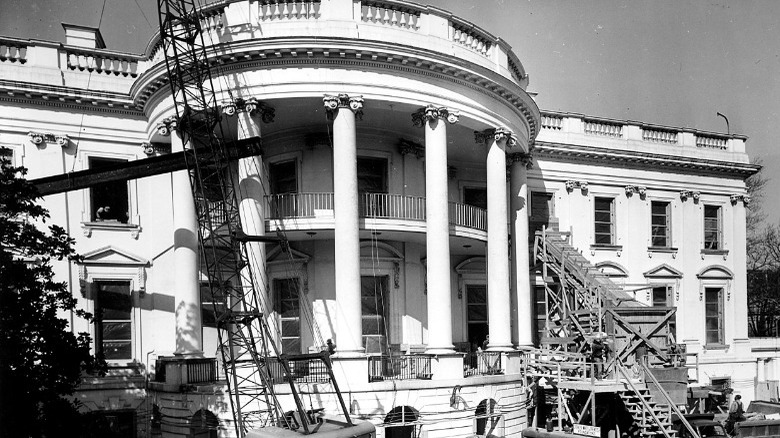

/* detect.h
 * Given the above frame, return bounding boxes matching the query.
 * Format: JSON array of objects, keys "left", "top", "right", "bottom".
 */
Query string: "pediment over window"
[
  {"left": 643, "top": 263, "right": 683, "bottom": 279},
  {"left": 267, "top": 246, "right": 310, "bottom": 266},
  {"left": 595, "top": 261, "right": 628, "bottom": 278},
  {"left": 359, "top": 241, "right": 403, "bottom": 261},
  {"left": 80, "top": 246, "right": 149, "bottom": 266},
  {"left": 697, "top": 265, "right": 733, "bottom": 279},
  {"left": 455, "top": 257, "right": 486, "bottom": 275}
]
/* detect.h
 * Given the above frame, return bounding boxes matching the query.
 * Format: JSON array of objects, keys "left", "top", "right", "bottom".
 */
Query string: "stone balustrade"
[
  {"left": 64, "top": 46, "right": 140, "bottom": 77},
  {"left": 0, "top": 0, "right": 526, "bottom": 102},
  {"left": 360, "top": 0, "right": 421, "bottom": 29},
  {"left": 0, "top": 37, "right": 27, "bottom": 63},
  {"left": 642, "top": 127, "right": 678, "bottom": 144},
  {"left": 538, "top": 111, "right": 748, "bottom": 156}
]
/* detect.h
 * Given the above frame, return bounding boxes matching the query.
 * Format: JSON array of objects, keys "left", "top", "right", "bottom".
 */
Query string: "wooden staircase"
[{"left": 619, "top": 387, "right": 677, "bottom": 438}]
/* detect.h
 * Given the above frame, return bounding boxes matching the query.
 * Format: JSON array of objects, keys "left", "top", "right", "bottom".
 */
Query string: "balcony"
[
  {"left": 154, "top": 357, "right": 218, "bottom": 386},
  {"left": 368, "top": 355, "right": 432, "bottom": 382},
  {"left": 263, "top": 357, "right": 331, "bottom": 384},
  {"left": 266, "top": 192, "right": 487, "bottom": 233},
  {"left": 463, "top": 352, "right": 503, "bottom": 377}
]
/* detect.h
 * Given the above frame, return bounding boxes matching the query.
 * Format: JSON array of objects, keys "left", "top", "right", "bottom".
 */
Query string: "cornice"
[
  {"left": 533, "top": 142, "right": 761, "bottom": 178},
  {"left": 131, "top": 37, "right": 540, "bottom": 139},
  {"left": 0, "top": 80, "right": 144, "bottom": 116}
]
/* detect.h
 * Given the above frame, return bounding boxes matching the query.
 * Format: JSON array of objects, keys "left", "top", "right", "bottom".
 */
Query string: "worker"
[
  {"left": 95, "top": 206, "right": 111, "bottom": 221},
  {"left": 590, "top": 338, "right": 606, "bottom": 379},
  {"left": 725, "top": 394, "right": 745, "bottom": 435}
]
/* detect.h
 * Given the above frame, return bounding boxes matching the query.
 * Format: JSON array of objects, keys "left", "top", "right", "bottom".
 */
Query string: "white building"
[{"left": 0, "top": 1, "right": 764, "bottom": 437}]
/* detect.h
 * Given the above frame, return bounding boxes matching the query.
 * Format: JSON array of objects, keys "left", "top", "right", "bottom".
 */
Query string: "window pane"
[
  {"left": 282, "top": 338, "right": 301, "bottom": 354},
  {"left": 102, "top": 322, "right": 132, "bottom": 340},
  {"left": 103, "top": 341, "right": 132, "bottom": 360},
  {"left": 357, "top": 157, "right": 388, "bottom": 194},
  {"left": 282, "top": 320, "right": 300, "bottom": 337},
  {"left": 468, "top": 306, "right": 488, "bottom": 321},
  {"left": 269, "top": 160, "right": 297, "bottom": 194},
  {"left": 467, "top": 286, "right": 487, "bottom": 304},
  {"left": 463, "top": 187, "right": 488, "bottom": 210}
]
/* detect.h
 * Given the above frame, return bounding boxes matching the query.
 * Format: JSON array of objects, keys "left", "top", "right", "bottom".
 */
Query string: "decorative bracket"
[
  {"left": 28, "top": 132, "right": 70, "bottom": 148},
  {"left": 141, "top": 142, "right": 171, "bottom": 156},
  {"left": 679, "top": 190, "right": 700, "bottom": 202},
  {"left": 625, "top": 185, "right": 647, "bottom": 198},
  {"left": 565, "top": 180, "right": 589, "bottom": 194},
  {"left": 730, "top": 194, "right": 751, "bottom": 206}
]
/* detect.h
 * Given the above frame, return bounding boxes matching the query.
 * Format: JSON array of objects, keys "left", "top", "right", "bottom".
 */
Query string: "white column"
[
  {"left": 232, "top": 99, "right": 270, "bottom": 319},
  {"left": 324, "top": 94, "right": 365, "bottom": 355},
  {"left": 510, "top": 153, "right": 533, "bottom": 347},
  {"left": 414, "top": 105, "right": 458, "bottom": 354},
  {"left": 163, "top": 119, "right": 203, "bottom": 356},
  {"left": 485, "top": 129, "right": 513, "bottom": 351}
]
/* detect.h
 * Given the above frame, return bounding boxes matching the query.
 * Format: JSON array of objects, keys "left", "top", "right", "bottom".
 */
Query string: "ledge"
[
  {"left": 590, "top": 244, "right": 622, "bottom": 256},
  {"left": 700, "top": 249, "right": 729, "bottom": 260},
  {"left": 648, "top": 246, "right": 678, "bottom": 259},
  {"left": 81, "top": 221, "right": 141, "bottom": 239}
]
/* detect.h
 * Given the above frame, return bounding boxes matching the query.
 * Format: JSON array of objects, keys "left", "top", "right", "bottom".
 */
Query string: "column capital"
[
  {"left": 323, "top": 94, "right": 364, "bottom": 120},
  {"left": 155, "top": 116, "right": 178, "bottom": 137},
  {"left": 507, "top": 152, "right": 533, "bottom": 169},
  {"left": 398, "top": 138, "right": 425, "bottom": 158},
  {"left": 221, "top": 97, "right": 275, "bottom": 123},
  {"left": 412, "top": 104, "right": 459, "bottom": 127},
  {"left": 475, "top": 127, "right": 517, "bottom": 147}
]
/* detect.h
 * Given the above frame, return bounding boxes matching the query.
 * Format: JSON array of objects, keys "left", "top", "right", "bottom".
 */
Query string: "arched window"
[
  {"left": 475, "top": 399, "right": 502, "bottom": 437},
  {"left": 191, "top": 409, "right": 220, "bottom": 438},
  {"left": 384, "top": 405, "right": 418, "bottom": 438}
]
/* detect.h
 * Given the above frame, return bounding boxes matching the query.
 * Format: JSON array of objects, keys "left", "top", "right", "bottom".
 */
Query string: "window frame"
[
  {"left": 94, "top": 280, "right": 134, "bottom": 362},
  {"left": 88, "top": 156, "right": 132, "bottom": 224},
  {"left": 361, "top": 275, "right": 390, "bottom": 355},
  {"left": 703, "top": 204, "right": 723, "bottom": 251},
  {"left": 356, "top": 156, "right": 389, "bottom": 194},
  {"left": 650, "top": 200, "right": 672, "bottom": 248},
  {"left": 530, "top": 191, "right": 555, "bottom": 234},
  {"left": 704, "top": 286, "right": 725, "bottom": 346},
  {"left": 79, "top": 151, "right": 139, "bottom": 234},
  {"left": 466, "top": 284, "right": 489, "bottom": 350},
  {"left": 269, "top": 158, "right": 299, "bottom": 195},
  {"left": 273, "top": 277, "right": 302, "bottom": 354},
  {"left": 593, "top": 196, "right": 616, "bottom": 246}
]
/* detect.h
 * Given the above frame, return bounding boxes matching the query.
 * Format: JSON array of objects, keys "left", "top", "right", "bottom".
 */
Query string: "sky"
[{"left": 1, "top": 0, "right": 778, "bottom": 226}]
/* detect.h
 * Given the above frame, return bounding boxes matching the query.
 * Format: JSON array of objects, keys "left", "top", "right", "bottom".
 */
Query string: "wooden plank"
[{"left": 30, "top": 138, "right": 262, "bottom": 196}]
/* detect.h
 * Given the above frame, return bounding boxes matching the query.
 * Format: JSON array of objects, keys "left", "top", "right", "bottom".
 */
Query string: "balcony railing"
[
  {"left": 463, "top": 352, "right": 503, "bottom": 377},
  {"left": 266, "top": 193, "right": 487, "bottom": 232},
  {"left": 264, "top": 358, "right": 331, "bottom": 384},
  {"left": 368, "top": 355, "right": 432, "bottom": 381},
  {"left": 186, "top": 358, "right": 218, "bottom": 383},
  {"left": 154, "top": 357, "right": 218, "bottom": 384}
]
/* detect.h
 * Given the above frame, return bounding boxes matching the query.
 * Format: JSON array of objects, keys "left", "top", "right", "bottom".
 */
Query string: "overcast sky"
[{"left": 2, "top": 0, "right": 778, "bottom": 226}]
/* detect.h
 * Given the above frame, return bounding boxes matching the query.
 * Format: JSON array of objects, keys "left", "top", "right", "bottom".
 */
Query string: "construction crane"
[{"left": 28, "top": 1, "right": 368, "bottom": 436}]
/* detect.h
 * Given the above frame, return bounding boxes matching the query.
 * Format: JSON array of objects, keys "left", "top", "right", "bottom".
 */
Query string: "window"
[
  {"left": 201, "top": 282, "right": 227, "bottom": 329},
  {"left": 384, "top": 406, "right": 418, "bottom": 438},
  {"left": 531, "top": 192, "right": 554, "bottom": 234},
  {"left": 705, "top": 287, "right": 724, "bottom": 345},
  {"left": 361, "top": 276, "right": 389, "bottom": 354},
  {"left": 274, "top": 278, "right": 301, "bottom": 354},
  {"left": 467, "top": 285, "right": 489, "bottom": 350},
  {"left": 475, "top": 399, "right": 502, "bottom": 437},
  {"left": 594, "top": 197, "right": 615, "bottom": 245},
  {"left": 357, "top": 157, "right": 388, "bottom": 194},
  {"left": 704, "top": 205, "right": 722, "bottom": 250},
  {"left": 95, "top": 281, "right": 132, "bottom": 360},
  {"left": 269, "top": 159, "right": 297, "bottom": 194},
  {"left": 0, "top": 146, "right": 13, "bottom": 168},
  {"left": 463, "top": 187, "right": 488, "bottom": 210},
  {"left": 82, "top": 410, "right": 136, "bottom": 438},
  {"left": 651, "top": 201, "right": 671, "bottom": 247},
  {"left": 534, "top": 285, "right": 546, "bottom": 345},
  {"left": 652, "top": 285, "right": 672, "bottom": 307},
  {"left": 89, "top": 157, "right": 129, "bottom": 223}
]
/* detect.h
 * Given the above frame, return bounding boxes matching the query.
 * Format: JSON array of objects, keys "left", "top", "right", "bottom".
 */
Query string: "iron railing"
[
  {"left": 368, "top": 355, "right": 432, "bottom": 382},
  {"left": 264, "top": 357, "right": 331, "bottom": 384},
  {"left": 186, "top": 358, "right": 217, "bottom": 383},
  {"left": 463, "top": 352, "right": 503, "bottom": 376},
  {"left": 265, "top": 192, "right": 487, "bottom": 231}
]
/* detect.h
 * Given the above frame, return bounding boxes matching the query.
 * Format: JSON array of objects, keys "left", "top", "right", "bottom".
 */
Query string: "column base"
[
  {"left": 486, "top": 345, "right": 515, "bottom": 352},
  {"left": 429, "top": 352, "right": 464, "bottom": 380},
  {"left": 424, "top": 347, "right": 456, "bottom": 355},
  {"left": 173, "top": 350, "right": 204, "bottom": 358}
]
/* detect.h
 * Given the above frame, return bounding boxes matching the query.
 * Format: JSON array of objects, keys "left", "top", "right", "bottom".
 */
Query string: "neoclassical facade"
[{"left": 0, "top": 1, "right": 764, "bottom": 437}]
